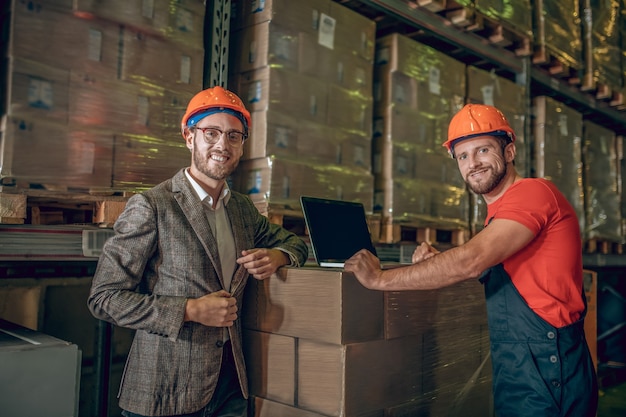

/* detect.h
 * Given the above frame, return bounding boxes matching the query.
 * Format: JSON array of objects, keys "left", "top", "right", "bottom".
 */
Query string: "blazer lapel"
[
  {"left": 171, "top": 170, "right": 225, "bottom": 285},
  {"left": 225, "top": 197, "right": 251, "bottom": 295}
]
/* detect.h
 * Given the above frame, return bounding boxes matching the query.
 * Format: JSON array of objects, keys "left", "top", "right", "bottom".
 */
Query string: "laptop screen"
[{"left": 300, "top": 196, "right": 377, "bottom": 267}]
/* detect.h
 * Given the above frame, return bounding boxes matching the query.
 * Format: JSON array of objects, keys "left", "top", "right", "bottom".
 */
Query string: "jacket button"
[
  {"left": 550, "top": 355, "right": 558, "bottom": 363},
  {"left": 552, "top": 380, "right": 561, "bottom": 388},
  {"left": 216, "top": 340, "right": 224, "bottom": 348},
  {"left": 547, "top": 331, "right": 555, "bottom": 339}
]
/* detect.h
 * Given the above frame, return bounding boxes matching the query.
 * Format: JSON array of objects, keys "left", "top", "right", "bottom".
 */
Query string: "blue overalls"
[{"left": 480, "top": 262, "right": 598, "bottom": 416}]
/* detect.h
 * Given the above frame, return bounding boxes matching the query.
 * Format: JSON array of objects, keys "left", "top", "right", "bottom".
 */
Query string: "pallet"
[
  {"left": 533, "top": 45, "right": 582, "bottom": 85},
  {"left": 579, "top": 73, "right": 625, "bottom": 107},
  {"left": 263, "top": 203, "right": 382, "bottom": 243},
  {"left": 584, "top": 238, "right": 624, "bottom": 256},
  {"left": 266, "top": 206, "right": 308, "bottom": 237},
  {"left": 440, "top": 5, "right": 532, "bottom": 56},
  {"left": 0, "top": 186, "right": 131, "bottom": 227},
  {"left": 379, "top": 218, "right": 469, "bottom": 246},
  {"left": 413, "top": 0, "right": 446, "bottom": 12}
]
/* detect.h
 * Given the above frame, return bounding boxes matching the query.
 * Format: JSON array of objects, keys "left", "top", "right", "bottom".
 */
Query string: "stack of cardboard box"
[
  {"left": 2, "top": 0, "right": 205, "bottom": 191},
  {"left": 243, "top": 267, "right": 491, "bottom": 416},
  {"left": 533, "top": 96, "right": 586, "bottom": 236},
  {"left": 229, "top": 0, "right": 376, "bottom": 211},
  {"left": 582, "top": 120, "right": 622, "bottom": 243},
  {"left": 372, "top": 33, "right": 468, "bottom": 238}
]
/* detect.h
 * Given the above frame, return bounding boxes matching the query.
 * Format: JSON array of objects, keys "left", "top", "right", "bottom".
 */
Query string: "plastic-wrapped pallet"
[
  {"left": 582, "top": 120, "right": 622, "bottom": 244},
  {"left": 533, "top": 96, "right": 585, "bottom": 237},
  {"left": 229, "top": 0, "right": 375, "bottom": 211},
  {"left": 2, "top": 0, "right": 205, "bottom": 192},
  {"left": 373, "top": 33, "right": 468, "bottom": 240}
]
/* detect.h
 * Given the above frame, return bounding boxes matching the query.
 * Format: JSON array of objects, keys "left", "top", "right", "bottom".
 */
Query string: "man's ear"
[
  {"left": 506, "top": 143, "right": 517, "bottom": 163},
  {"left": 183, "top": 127, "right": 194, "bottom": 150}
]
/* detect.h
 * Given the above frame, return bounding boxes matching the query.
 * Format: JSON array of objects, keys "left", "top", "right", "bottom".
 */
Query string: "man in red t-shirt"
[{"left": 345, "top": 103, "right": 598, "bottom": 416}]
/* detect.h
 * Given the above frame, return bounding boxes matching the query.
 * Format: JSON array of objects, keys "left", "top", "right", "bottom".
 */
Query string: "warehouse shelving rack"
[{"left": 204, "top": 0, "right": 626, "bottom": 266}]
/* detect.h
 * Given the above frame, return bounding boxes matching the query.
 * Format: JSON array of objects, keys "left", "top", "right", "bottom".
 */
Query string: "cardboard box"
[
  {"left": 73, "top": 0, "right": 206, "bottom": 46},
  {"left": 373, "top": 177, "right": 432, "bottom": 220},
  {"left": 245, "top": 110, "right": 300, "bottom": 160},
  {"left": 384, "top": 279, "right": 487, "bottom": 339},
  {"left": 0, "top": 286, "right": 42, "bottom": 330},
  {"left": 582, "top": 120, "right": 621, "bottom": 241},
  {"left": 533, "top": 96, "right": 585, "bottom": 234},
  {"left": 112, "top": 133, "right": 188, "bottom": 191},
  {"left": 243, "top": 267, "right": 384, "bottom": 344},
  {"left": 232, "top": 155, "right": 375, "bottom": 211},
  {"left": 298, "top": 336, "right": 422, "bottom": 416},
  {"left": 372, "top": 34, "right": 467, "bottom": 225},
  {"left": 10, "top": 4, "right": 119, "bottom": 76},
  {"left": 327, "top": 84, "right": 373, "bottom": 135},
  {"left": 243, "top": 268, "right": 493, "bottom": 416},
  {"left": 120, "top": 27, "right": 204, "bottom": 93},
  {"left": 375, "top": 33, "right": 466, "bottom": 117},
  {"left": 5, "top": 57, "right": 70, "bottom": 124},
  {"left": 237, "top": 67, "right": 329, "bottom": 125},
  {"left": 232, "top": 0, "right": 330, "bottom": 34},
  {"left": 243, "top": 330, "right": 296, "bottom": 406},
  {"left": 2, "top": 117, "right": 114, "bottom": 188},
  {"left": 232, "top": 22, "right": 300, "bottom": 74},
  {"left": 328, "top": 1, "right": 376, "bottom": 62},
  {"left": 336, "top": 129, "right": 372, "bottom": 171}
]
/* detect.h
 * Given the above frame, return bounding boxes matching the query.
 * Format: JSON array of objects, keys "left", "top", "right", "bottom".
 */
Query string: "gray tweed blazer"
[{"left": 88, "top": 168, "right": 308, "bottom": 416}]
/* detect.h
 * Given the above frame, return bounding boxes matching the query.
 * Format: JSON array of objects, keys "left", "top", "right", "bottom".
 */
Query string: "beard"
[
  {"left": 465, "top": 163, "right": 507, "bottom": 195},
  {"left": 192, "top": 146, "right": 239, "bottom": 181}
]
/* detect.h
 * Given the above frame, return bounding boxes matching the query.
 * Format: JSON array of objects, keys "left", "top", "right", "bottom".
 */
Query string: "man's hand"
[
  {"left": 237, "top": 248, "right": 289, "bottom": 280},
  {"left": 184, "top": 290, "right": 238, "bottom": 327},
  {"left": 412, "top": 242, "right": 440, "bottom": 263},
  {"left": 343, "top": 249, "right": 384, "bottom": 290}
]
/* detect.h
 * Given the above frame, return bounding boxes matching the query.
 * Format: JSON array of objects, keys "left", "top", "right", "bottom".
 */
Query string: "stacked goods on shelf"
[
  {"left": 580, "top": 0, "right": 622, "bottom": 95},
  {"left": 582, "top": 120, "right": 623, "bottom": 245},
  {"left": 2, "top": 0, "right": 205, "bottom": 192},
  {"left": 466, "top": 66, "right": 528, "bottom": 234},
  {"left": 229, "top": 0, "right": 375, "bottom": 212},
  {"left": 532, "top": 0, "right": 583, "bottom": 80},
  {"left": 449, "top": 0, "right": 533, "bottom": 49},
  {"left": 243, "top": 268, "right": 491, "bottom": 416},
  {"left": 373, "top": 33, "right": 468, "bottom": 242},
  {"left": 532, "top": 96, "right": 585, "bottom": 237},
  {"left": 470, "top": 0, "right": 533, "bottom": 36}
]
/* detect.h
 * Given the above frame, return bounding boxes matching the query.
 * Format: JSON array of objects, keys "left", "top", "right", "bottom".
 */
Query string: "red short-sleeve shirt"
[{"left": 486, "top": 178, "right": 584, "bottom": 328}]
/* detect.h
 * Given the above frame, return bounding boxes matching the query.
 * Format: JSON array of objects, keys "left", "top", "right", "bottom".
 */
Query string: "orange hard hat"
[
  {"left": 181, "top": 86, "right": 251, "bottom": 138},
  {"left": 443, "top": 103, "right": 515, "bottom": 156}
]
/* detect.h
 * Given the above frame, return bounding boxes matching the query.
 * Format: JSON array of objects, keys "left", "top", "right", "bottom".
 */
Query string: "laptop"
[{"left": 300, "top": 196, "right": 377, "bottom": 268}]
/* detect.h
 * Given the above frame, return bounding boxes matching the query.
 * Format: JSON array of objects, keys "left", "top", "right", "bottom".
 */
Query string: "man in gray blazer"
[{"left": 88, "top": 86, "right": 309, "bottom": 417}]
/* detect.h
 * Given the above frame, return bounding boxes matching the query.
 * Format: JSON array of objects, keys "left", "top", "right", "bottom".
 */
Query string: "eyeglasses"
[{"left": 193, "top": 127, "right": 247, "bottom": 147}]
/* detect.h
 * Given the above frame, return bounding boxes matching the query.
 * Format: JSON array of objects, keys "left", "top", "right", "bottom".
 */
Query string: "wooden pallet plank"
[
  {"left": 585, "top": 239, "right": 624, "bottom": 255},
  {"left": 380, "top": 220, "right": 469, "bottom": 246},
  {"left": 0, "top": 186, "right": 131, "bottom": 226},
  {"left": 0, "top": 192, "right": 27, "bottom": 224}
]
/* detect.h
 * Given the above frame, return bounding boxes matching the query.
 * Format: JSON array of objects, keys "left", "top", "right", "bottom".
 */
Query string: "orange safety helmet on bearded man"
[
  {"left": 443, "top": 103, "right": 516, "bottom": 157},
  {"left": 180, "top": 86, "right": 252, "bottom": 139}
]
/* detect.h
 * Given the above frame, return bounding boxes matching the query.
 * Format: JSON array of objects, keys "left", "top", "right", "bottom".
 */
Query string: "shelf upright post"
[{"left": 204, "top": 0, "right": 232, "bottom": 88}]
